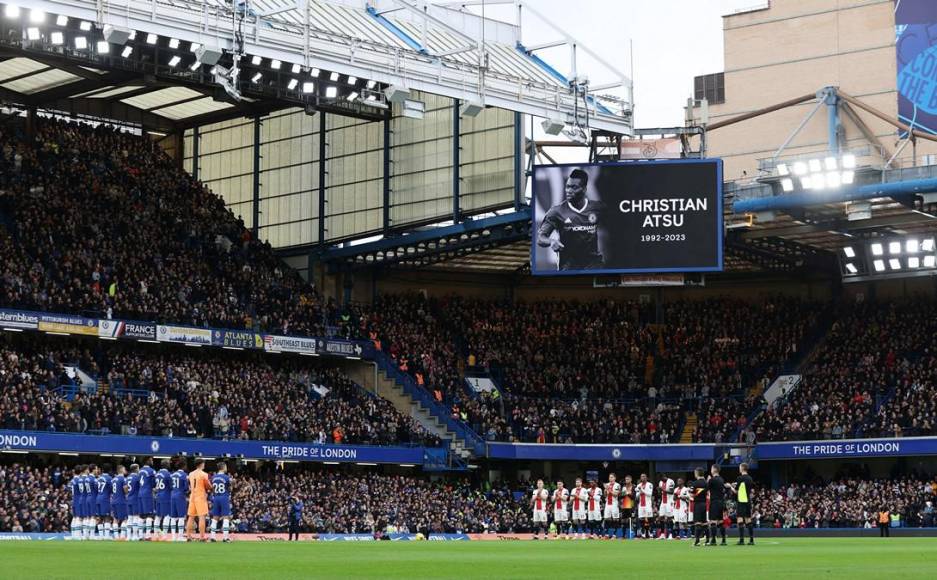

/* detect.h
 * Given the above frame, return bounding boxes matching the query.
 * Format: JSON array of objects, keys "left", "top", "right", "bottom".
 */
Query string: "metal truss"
[
  {"left": 28, "top": 0, "right": 633, "bottom": 134},
  {"left": 726, "top": 232, "right": 835, "bottom": 272},
  {"left": 318, "top": 209, "right": 531, "bottom": 272}
]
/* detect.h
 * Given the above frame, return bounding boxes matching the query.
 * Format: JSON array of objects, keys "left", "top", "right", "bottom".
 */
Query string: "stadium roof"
[{"left": 0, "top": 0, "right": 632, "bottom": 134}]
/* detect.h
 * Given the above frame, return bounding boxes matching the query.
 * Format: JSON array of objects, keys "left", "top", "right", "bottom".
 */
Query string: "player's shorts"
[
  {"left": 96, "top": 501, "right": 111, "bottom": 518},
  {"left": 571, "top": 509, "right": 587, "bottom": 521},
  {"left": 637, "top": 505, "right": 654, "bottom": 519},
  {"left": 603, "top": 505, "right": 620, "bottom": 520},
  {"left": 658, "top": 502, "right": 673, "bottom": 518},
  {"left": 736, "top": 502, "right": 752, "bottom": 519},
  {"left": 532, "top": 509, "right": 548, "bottom": 524},
  {"left": 139, "top": 495, "right": 154, "bottom": 515},
  {"left": 156, "top": 500, "right": 171, "bottom": 519},
  {"left": 170, "top": 497, "right": 187, "bottom": 518},
  {"left": 587, "top": 509, "right": 603, "bottom": 522},
  {"left": 84, "top": 500, "right": 96, "bottom": 518},
  {"left": 693, "top": 505, "right": 707, "bottom": 523},
  {"left": 126, "top": 499, "right": 138, "bottom": 516},
  {"left": 708, "top": 501, "right": 724, "bottom": 522},
  {"left": 111, "top": 503, "right": 128, "bottom": 521},
  {"left": 72, "top": 502, "right": 83, "bottom": 518},
  {"left": 210, "top": 498, "right": 232, "bottom": 518},
  {"left": 674, "top": 508, "right": 688, "bottom": 524},
  {"left": 553, "top": 508, "right": 568, "bottom": 522},
  {"left": 188, "top": 498, "right": 209, "bottom": 517}
]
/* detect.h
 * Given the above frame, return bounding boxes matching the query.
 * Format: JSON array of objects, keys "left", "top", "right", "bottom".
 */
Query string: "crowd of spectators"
[
  {"left": 357, "top": 294, "right": 822, "bottom": 444},
  {"left": 231, "top": 468, "right": 529, "bottom": 534},
  {"left": 0, "top": 463, "right": 71, "bottom": 533},
  {"left": 0, "top": 460, "right": 529, "bottom": 534},
  {"left": 0, "top": 117, "right": 333, "bottom": 335},
  {"left": 752, "top": 475, "right": 937, "bottom": 528},
  {"left": 0, "top": 335, "right": 439, "bottom": 447},
  {"left": 754, "top": 301, "right": 937, "bottom": 442}
]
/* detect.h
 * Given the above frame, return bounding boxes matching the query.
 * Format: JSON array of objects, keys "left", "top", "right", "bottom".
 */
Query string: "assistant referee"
[{"left": 733, "top": 463, "right": 755, "bottom": 545}]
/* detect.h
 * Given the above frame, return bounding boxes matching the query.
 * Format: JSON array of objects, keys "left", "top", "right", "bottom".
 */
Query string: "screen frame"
[{"left": 529, "top": 158, "right": 724, "bottom": 276}]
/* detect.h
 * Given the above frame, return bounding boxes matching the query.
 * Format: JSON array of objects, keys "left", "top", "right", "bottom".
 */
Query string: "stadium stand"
[
  {"left": 357, "top": 294, "right": 824, "bottom": 443},
  {"left": 0, "top": 119, "right": 332, "bottom": 335},
  {"left": 754, "top": 476, "right": 937, "bottom": 529},
  {"left": 753, "top": 301, "right": 937, "bottom": 441},
  {"left": 0, "top": 334, "right": 439, "bottom": 447}
]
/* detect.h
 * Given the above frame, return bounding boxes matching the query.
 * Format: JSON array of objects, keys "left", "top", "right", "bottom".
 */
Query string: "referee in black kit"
[{"left": 707, "top": 465, "right": 732, "bottom": 546}]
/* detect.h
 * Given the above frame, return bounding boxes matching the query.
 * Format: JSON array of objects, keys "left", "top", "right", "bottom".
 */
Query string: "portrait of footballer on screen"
[
  {"left": 534, "top": 166, "right": 609, "bottom": 272},
  {"left": 532, "top": 161, "right": 720, "bottom": 274}
]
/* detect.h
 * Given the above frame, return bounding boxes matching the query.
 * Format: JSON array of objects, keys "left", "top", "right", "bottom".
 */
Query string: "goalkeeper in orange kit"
[{"left": 185, "top": 459, "right": 211, "bottom": 541}]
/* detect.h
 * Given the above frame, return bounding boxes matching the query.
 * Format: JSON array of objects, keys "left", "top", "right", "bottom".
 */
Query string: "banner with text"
[
  {"left": 98, "top": 319, "right": 157, "bottom": 341},
  {"left": 531, "top": 160, "right": 723, "bottom": 275},
  {"left": 0, "top": 431, "right": 427, "bottom": 465},
  {"left": 757, "top": 437, "right": 937, "bottom": 460},
  {"left": 156, "top": 324, "right": 213, "bottom": 345}
]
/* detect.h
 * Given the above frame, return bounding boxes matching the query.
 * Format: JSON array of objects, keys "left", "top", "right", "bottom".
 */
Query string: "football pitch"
[{"left": 2, "top": 538, "right": 936, "bottom": 579}]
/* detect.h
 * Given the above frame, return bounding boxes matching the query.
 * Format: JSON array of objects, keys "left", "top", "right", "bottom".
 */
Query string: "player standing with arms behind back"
[
  {"left": 139, "top": 459, "right": 156, "bottom": 539},
  {"left": 621, "top": 475, "right": 635, "bottom": 539},
  {"left": 186, "top": 458, "right": 212, "bottom": 542},
  {"left": 170, "top": 458, "right": 189, "bottom": 541},
  {"left": 707, "top": 465, "right": 731, "bottom": 546},
  {"left": 733, "top": 463, "right": 755, "bottom": 545},
  {"left": 209, "top": 462, "right": 233, "bottom": 542},
  {"left": 530, "top": 479, "right": 549, "bottom": 540},
  {"left": 154, "top": 459, "right": 172, "bottom": 539}
]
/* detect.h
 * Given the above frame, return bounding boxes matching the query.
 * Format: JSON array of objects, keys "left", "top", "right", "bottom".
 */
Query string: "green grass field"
[{"left": 2, "top": 538, "right": 936, "bottom": 579}]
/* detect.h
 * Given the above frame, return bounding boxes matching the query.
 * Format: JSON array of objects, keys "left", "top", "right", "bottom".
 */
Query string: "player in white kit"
[
  {"left": 570, "top": 478, "right": 589, "bottom": 539},
  {"left": 603, "top": 474, "right": 621, "bottom": 539},
  {"left": 673, "top": 478, "right": 689, "bottom": 539},
  {"left": 552, "top": 481, "right": 570, "bottom": 539},
  {"left": 635, "top": 473, "right": 655, "bottom": 539},
  {"left": 530, "top": 479, "right": 550, "bottom": 540},
  {"left": 657, "top": 473, "right": 675, "bottom": 539},
  {"left": 587, "top": 479, "right": 603, "bottom": 538}
]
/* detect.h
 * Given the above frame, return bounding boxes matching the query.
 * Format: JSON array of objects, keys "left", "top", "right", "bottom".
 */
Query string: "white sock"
[
  {"left": 210, "top": 519, "right": 218, "bottom": 540},
  {"left": 120, "top": 522, "right": 128, "bottom": 540},
  {"left": 222, "top": 519, "right": 230, "bottom": 541},
  {"left": 145, "top": 517, "right": 153, "bottom": 538}
]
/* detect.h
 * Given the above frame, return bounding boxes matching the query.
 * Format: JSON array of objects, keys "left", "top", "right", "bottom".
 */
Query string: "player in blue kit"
[
  {"left": 70, "top": 465, "right": 85, "bottom": 540},
  {"left": 209, "top": 462, "right": 232, "bottom": 542},
  {"left": 126, "top": 464, "right": 141, "bottom": 541},
  {"left": 110, "top": 465, "right": 128, "bottom": 540},
  {"left": 169, "top": 458, "right": 189, "bottom": 541},
  {"left": 154, "top": 459, "right": 172, "bottom": 539},
  {"left": 96, "top": 465, "right": 113, "bottom": 540},
  {"left": 83, "top": 465, "right": 98, "bottom": 540},
  {"left": 139, "top": 458, "right": 157, "bottom": 539}
]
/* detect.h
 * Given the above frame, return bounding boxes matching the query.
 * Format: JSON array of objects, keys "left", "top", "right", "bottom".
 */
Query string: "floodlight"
[
  {"left": 310, "top": 68, "right": 321, "bottom": 77},
  {"left": 889, "top": 241, "right": 901, "bottom": 254},
  {"left": 909, "top": 257, "right": 921, "bottom": 268},
  {"left": 923, "top": 238, "right": 936, "bottom": 252},
  {"left": 146, "top": 33, "right": 157, "bottom": 44},
  {"left": 26, "top": 27, "right": 39, "bottom": 40},
  {"left": 169, "top": 38, "right": 180, "bottom": 49},
  {"left": 780, "top": 178, "right": 793, "bottom": 192},
  {"left": 346, "top": 91, "right": 359, "bottom": 101},
  {"left": 824, "top": 156, "right": 837, "bottom": 170},
  {"left": 168, "top": 55, "right": 181, "bottom": 67},
  {"left": 330, "top": 71, "right": 339, "bottom": 81},
  {"left": 74, "top": 36, "right": 88, "bottom": 50},
  {"left": 302, "top": 82, "right": 314, "bottom": 93},
  {"left": 870, "top": 243, "right": 883, "bottom": 256},
  {"left": 50, "top": 31, "right": 63, "bottom": 45},
  {"left": 873, "top": 259, "right": 885, "bottom": 272},
  {"left": 56, "top": 15, "right": 68, "bottom": 26},
  {"left": 906, "top": 239, "right": 919, "bottom": 253},
  {"left": 251, "top": 72, "right": 262, "bottom": 83},
  {"left": 809, "top": 159, "right": 822, "bottom": 173},
  {"left": 325, "top": 86, "right": 337, "bottom": 98},
  {"left": 29, "top": 9, "right": 44, "bottom": 23},
  {"left": 825, "top": 172, "right": 841, "bottom": 188},
  {"left": 841, "top": 153, "right": 856, "bottom": 169},
  {"left": 270, "top": 59, "right": 281, "bottom": 70},
  {"left": 841, "top": 170, "right": 854, "bottom": 185},
  {"left": 925, "top": 255, "right": 937, "bottom": 268},
  {"left": 843, "top": 247, "right": 855, "bottom": 258},
  {"left": 121, "top": 46, "right": 133, "bottom": 58},
  {"left": 251, "top": 55, "right": 261, "bottom": 66},
  {"left": 347, "top": 76, "right": 358, "bottom": 84},
  {"left": 291, "top": 63, "right": 301, "bottom": 74},
  {"left": 793, "top": 161, "right": 807, "bottom": 176},
  {"left": 287, "top": 78, "right": 298, "bottom": 90},
  {"left": 845, "top": 263, "right": 857, "bottom": 274},
  {"left": 889, "top": 258, "right": 901, "bottom": 270}
]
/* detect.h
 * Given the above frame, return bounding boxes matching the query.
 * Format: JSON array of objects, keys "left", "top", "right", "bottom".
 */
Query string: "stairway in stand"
[{"left": 679, "top": 413, "right": 697, "bottom": 444}]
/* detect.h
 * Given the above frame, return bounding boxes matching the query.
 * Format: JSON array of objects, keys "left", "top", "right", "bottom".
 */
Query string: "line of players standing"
[
  {"left": 531, "top": 463, "right": 756, "bottom": 546},
  {"left": 69, "top": 457, "right": 233, "bottom": 542}
]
